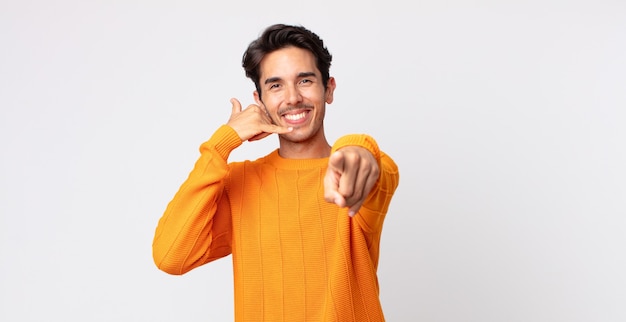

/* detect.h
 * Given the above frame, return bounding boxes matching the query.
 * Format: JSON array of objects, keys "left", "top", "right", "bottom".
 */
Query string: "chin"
[{"left": 279, "top": 131, "right": 311, "bottom": 143}]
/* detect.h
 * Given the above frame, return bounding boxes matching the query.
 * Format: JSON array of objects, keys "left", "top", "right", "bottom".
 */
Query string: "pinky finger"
[{"left": 348, "top": 202, "right": 363, "bottom": 217}]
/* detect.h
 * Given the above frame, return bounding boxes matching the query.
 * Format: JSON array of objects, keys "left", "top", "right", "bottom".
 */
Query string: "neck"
[{"left": 277, "top": 137, "right": 331, "bottom": 159}]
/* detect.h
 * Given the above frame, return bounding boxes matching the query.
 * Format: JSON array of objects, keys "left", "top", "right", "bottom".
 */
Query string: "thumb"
[
  {"left": 230, "top": 98, "right": 242, "bottom": 114},
  {"left": 324, "top": 151, "right": 346, "bottom": 206}
]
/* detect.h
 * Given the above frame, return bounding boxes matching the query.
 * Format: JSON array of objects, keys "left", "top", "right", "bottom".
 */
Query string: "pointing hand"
[{"left": 324, "top": 146, "right": 380, "bottom": 216}]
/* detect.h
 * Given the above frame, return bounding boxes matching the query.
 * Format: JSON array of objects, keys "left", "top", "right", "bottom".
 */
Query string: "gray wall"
[{"left": 1, "top": 1, "right": 625, "bottom": 321}]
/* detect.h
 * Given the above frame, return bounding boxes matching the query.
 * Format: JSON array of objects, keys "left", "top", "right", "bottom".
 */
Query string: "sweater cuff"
[
  {"left": 331, "top": 134, "right": 381, "bottom": 162},
  {"left": 199, "top": 124, "right": 243, "bottom": 160}
]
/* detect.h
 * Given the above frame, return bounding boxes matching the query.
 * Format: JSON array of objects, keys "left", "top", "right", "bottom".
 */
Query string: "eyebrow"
[{"left": 264, "top": 72, "right": 317, "bottom": 85}]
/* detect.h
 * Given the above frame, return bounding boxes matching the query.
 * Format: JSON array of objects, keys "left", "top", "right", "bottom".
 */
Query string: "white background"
[{"left": 1, "top": 1, "right": 625, "bottom": 321}]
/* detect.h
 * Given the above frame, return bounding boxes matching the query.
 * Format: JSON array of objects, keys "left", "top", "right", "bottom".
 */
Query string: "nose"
[{"left": 285, "top": 84, "right": 302, "bottom": 106}]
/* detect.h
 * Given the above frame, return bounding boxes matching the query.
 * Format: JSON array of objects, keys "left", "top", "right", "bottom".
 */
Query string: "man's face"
[{"left": 254, "top": 46, "right": 335, "bottom": 144}]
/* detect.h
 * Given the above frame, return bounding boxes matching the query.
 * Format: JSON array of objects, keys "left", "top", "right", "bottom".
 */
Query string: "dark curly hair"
[{"left": 242, "top": 24, "right": 333, "bottom": 98}]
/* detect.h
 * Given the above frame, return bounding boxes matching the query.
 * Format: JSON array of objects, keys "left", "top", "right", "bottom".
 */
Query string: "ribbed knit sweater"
[{"left": 153, "top": 125, "right": 400, "bottom": 321}]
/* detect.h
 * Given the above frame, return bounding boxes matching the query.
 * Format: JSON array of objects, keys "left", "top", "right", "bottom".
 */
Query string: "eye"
[
  {"left": 269, "top": 83, "right": 281, "bottom": 90},
  {"left": 299, "top": 79, "right": 312, "bottom": 85}
]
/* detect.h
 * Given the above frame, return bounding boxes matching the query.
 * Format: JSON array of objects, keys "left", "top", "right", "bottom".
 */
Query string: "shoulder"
[
  {"left": 380, "top": 151, "right": 399, "bottom": 174},
  {"left": 227, "top": 151, "right": 275, "bottom": 177}
]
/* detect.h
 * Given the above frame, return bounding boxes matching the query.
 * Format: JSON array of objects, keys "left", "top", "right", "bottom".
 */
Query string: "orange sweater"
[{"left": 153, "top": 125, "right": 399, "bottom": 321}]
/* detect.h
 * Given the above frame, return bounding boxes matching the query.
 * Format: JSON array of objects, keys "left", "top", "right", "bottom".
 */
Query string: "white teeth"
[{"left": 284, "top": 112, "right": 306, "bottom": 121}]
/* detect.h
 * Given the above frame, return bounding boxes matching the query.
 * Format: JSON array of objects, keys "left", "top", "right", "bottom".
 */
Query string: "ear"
[
  {"left": 253, "top": 90, "right": 263, "bottom": 106},
  {"left": 325, "top": 77, "right": 336, "bottom": 104}
]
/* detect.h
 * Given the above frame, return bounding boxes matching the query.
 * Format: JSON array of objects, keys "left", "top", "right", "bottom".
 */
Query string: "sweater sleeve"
[
  {"left": 331, "top": 134, "right": 400, "bottom": 233},
  {"left": 152, "top": 125, "right": 243, "bottom": 275}
]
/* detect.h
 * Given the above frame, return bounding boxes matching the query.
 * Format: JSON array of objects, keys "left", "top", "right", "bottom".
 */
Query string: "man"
[{"left": 152, "top": 23, "right": 400, "bottom": 321}]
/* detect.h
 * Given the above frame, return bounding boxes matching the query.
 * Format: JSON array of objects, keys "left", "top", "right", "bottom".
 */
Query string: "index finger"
[{"left": 328, "top": 150, "right": 345, "bottom": 173}]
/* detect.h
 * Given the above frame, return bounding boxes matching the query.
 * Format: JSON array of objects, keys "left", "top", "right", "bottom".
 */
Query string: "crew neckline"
[{"left": 262, "top": 149, "right": 329, "bottom": 170}]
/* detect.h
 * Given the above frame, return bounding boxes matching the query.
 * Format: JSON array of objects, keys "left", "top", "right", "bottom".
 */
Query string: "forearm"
[
  {"left": 152, "top": 125, "right": 242, "bottom": 274},
  {"left": 355, "top": 151, "right": 399, "bottom": 232},
  {"left": 331, "top": 134, "right": 399, "bottom": 231}
]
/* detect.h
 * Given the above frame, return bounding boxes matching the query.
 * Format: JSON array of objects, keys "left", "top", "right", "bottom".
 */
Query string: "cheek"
[
  {"left": 300, "top": 90, "right": 322, "bottom": 105},
  {"left": 319, "top": 107, "right": 326, "bottom": 119},
  {"left": 263, "top": 94, "right": 283, "bottom": 109},
  {"left": 265, "top": 102, "right": 280, "bottom": 115}
]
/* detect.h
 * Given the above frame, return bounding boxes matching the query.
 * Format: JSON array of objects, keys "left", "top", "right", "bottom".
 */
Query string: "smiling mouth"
[{"left": 284, "top": 111, "right": 308, "bottom": 121}]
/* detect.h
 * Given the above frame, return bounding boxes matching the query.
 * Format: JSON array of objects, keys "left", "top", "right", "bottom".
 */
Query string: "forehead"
[{"left": 259, "top": 46, "right": 319, "bottom": 80}]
